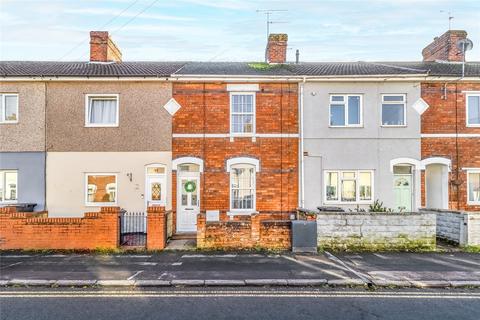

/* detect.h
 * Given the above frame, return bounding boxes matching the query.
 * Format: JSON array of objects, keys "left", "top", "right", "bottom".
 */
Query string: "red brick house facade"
[
  {"left": 171, "top": 82, "right": 299, "bottom": 232},
  {"left": 421, "top": 82, "right": 480, "bottom": 211},
  {"left": 420, "top": 30, "right": 480, "bottom": 211}
]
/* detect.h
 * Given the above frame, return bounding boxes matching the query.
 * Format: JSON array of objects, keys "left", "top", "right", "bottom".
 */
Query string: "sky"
[{"left": 0, "top": 0, "right": 479, "bottom": 62}]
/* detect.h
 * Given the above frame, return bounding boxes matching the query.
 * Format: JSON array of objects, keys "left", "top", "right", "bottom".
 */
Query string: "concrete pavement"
[{"left": 1, "top": 252, "right": 479, "bottom": 288}]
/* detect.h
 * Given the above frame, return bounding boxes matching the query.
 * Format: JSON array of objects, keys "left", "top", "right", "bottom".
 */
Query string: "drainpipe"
[{"left": 299, "top": 77, "right": 306, "bottom": 208}]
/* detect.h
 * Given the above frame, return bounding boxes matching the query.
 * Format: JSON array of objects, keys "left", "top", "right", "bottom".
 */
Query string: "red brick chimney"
[
  {"left": 422, "top": 30, "right": 468, "bottom": 62},
  {"left": 89, "top": 31, "right": 122, "bottom": 63},
  {"left": 266, "top": 33, "right": 288, "bottom": 64}
]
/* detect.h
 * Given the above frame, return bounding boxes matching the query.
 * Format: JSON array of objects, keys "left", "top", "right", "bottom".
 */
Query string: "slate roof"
[
  {"left": 0, "top": 60, "right": 479, "bottom": 77},
  {"left": 0, "top": 61, "right": 185, "bottom": 77}
]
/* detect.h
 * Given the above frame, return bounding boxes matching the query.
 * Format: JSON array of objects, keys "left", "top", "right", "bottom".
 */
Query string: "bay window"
[{"left": 324, "top": 170, "right": 373, "bottom": 204}]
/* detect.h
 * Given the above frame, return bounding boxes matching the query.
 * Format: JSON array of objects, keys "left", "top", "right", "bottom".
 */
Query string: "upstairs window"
[
  {"left": 85, "top": 94, "right": 119, "bottom": 127},
  {"left": 382, "top": 94, "right": 406, "bottom": 126},
  {"left": 466, "top": 93, "right": 480, "bottom": 127},
  {"left": 230, "top": 93, "right": 255, "bottom": 135},
  {"left": 0, "top": 94, "right": 18, "bottom": 123},
  {"left": 329, "top": 95, "right": 362, "bottom": 127},
  {"left": 0, "top": 170, "right": 18, "bottom": 203}
]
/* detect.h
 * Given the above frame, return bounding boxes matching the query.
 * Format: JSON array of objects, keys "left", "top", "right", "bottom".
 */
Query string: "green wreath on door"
[{"left": 184, "top": 181, "right": 196, "bottom": 193}]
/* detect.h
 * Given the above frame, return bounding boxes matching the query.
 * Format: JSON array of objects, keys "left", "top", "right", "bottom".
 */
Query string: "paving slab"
[
  {"left": 96, "top": 280, "right": 135, "bottom": 287},
  {"left": 134, "top": 280, "right": 171, "bottom": 287},
  {"left": 56, "top": 280, "right": 97, "bottom": 287},
  {"left": 171, "top": 279, "right": 205, "bottom": 286},
  {"left": 245, "top": 279, "right": 288, "bottom": 286},
  {"left": 287, "top": 279, "right": 327, "bottom": 286},
  {"left": 204, "top": 280, "right": 246, "bottom": 286}
]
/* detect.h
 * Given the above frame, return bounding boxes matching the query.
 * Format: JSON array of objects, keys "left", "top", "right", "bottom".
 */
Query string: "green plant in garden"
[{"left": 368, "top": 199, "right": 394, "bottom": 213}]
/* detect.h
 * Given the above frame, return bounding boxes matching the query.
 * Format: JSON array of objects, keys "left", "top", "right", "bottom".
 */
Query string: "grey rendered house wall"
[
  {"left": 0, "top": 152, "right": 46, "bottom": 210},
  {"left": 303, "top": 81, "right": 421, "bottom": 211}
]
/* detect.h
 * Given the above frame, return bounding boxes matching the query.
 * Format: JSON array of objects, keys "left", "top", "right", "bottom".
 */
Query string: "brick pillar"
[
  {"left": 147, "top": 206, "right": 167, "bottom": 250},
  {"left": 197, "top": 213, "right": 206, "bottom": 248},
  {"left": 251, "top": 213, "right": 261, "bottom": 244},
  {"left": 100, "top": 206, "right": 121, "bottom": 248}
]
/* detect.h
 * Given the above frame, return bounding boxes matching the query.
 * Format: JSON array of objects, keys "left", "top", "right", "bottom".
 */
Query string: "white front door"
[
  {"left": 177, "top": 176, "right": 200, "bottom": 232},
  {"left": 145, "top": 175, "right": 166, "bottom": 208}
]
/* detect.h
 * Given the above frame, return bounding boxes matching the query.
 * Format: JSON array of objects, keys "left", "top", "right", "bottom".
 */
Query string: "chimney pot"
[
  {"left": 90, "top": 31, "right": 122, "bottom": 63},
  {"left": 422, "top": 30, "right": 467, "bottom": 62},
  {"left": 266, "top": 33, "right": 288, "bottom": 64}
]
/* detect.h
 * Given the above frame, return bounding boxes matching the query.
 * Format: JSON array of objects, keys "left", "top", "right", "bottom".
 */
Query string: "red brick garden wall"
[
  {"left": 421, "top": 82, "right": 480, "bottom": 211},
  {"left": 0, "top": 207, "right": 120, "bottom": 250},
  {"left": 197, "top": 213, "right": 291, "bottom": 250}
]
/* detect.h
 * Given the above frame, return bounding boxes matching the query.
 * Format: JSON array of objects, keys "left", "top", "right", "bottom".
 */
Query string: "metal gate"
[{"left": 119, "top": 211, "right": 147, "bottom": 247}]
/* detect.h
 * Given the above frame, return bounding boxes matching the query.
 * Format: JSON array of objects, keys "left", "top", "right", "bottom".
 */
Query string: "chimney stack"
[
  {"left": 90, "top": 31, "right": 122, "bottom": 63},
  {"left": 266, "top": 33, "right": 288, "bottom": 64},
  {"left": 422, "top": 30, "right": 467, "bottom": 62}
]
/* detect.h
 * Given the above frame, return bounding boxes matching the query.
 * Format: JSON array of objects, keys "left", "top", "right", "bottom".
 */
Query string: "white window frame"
[
  {"left": 84, "top": 173, "right": 118, "bottom": 206},
  {"left": 145, "top": 164, "right": 167, "bottom": 207},
  {"left": 229, "top": 163, "right": 257, "bottom": 215},
  {"left": 329, "top": 94, "right": 363, "bottom": 128},
  {"left": 0, "top": 170, "right": 18, "bottom": 203},
  {"left": 0, "top": 94, "right": 19, "bottom": 124},
  {"left": 466, "top": 169, "right": 480, "bottom": 205},
  {"left": 85, "top": 94, "right": 119, "bottom": 127},
  {"left": 229, "top": 92, "right": 256, "bottom": 136},
  {"left": 381, "top": 94, "right": 407, "bottom": 127},
  {"left": 323, "top": 170, "right": 374, "bottom": 204},
  {"left": 466, "top": 93, "right": 480, "bottom": 127}
]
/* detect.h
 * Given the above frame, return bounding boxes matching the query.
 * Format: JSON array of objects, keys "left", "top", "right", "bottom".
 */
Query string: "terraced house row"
[{"left": 0, "top": 29, "right": 479, "bottom": 239}]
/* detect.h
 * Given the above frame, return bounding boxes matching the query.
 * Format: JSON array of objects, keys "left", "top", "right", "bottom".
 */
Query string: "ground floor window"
[
  {"left": 0, "top": 170, "right": 18, "bottom": 203},
  {"left": 230, "top": 164, "right": 256, "bottom": 212},
  {"left": 85, "top": 173, "right": 117, "bottom": 206},
  {"left": 324, "top": 170, "right": 373, "bottom": 204},
  {"left": 467, "top": 170, "right": 480, "bottom": 205}
]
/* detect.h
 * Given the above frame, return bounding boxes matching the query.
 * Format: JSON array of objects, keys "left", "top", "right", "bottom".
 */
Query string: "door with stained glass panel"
[{"left": 146, "top": 176, "right": 165, "bottom": 207}]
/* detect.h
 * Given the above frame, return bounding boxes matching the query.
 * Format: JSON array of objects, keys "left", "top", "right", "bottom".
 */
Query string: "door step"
[{"left": 171, "top": 232, "right": 196, "bottom": 240}]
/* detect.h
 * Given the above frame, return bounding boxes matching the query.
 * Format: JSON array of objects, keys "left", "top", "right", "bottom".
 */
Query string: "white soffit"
[
  {"left": 412, "top": 98, "right": 429, "bottom": 115},
  {"left": 163, "top": 98, "right": 182, "bottom": 116},
  {"left": 226, "top": 84, "right": 259, "bottom": 92}
]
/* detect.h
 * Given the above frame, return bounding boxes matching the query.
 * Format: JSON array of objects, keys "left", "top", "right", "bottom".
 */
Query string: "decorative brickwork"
[
  {"left": 0, "top": 206, "right": 119, "bottom": 250},
  {"left": 146, "top": 206, "right": 168, "bottom": 250},
  {"left": 421, "top": 82, "right": 480, "bottom": 211},
  {"left": 422, "top": 30, "right": 467, "bottom": 62},
  {"left": 197, "top": 213, "right": 291, "bottom": 250}
]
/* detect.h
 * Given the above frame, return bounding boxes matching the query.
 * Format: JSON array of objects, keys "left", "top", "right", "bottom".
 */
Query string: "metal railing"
[{"left": 119, "top": 211, "right": 147, "bottom": 247}]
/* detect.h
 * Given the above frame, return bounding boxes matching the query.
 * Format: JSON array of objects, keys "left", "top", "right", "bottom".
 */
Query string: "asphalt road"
[{"left": 1, "top": 287, "right": 479, "bottom": 320}]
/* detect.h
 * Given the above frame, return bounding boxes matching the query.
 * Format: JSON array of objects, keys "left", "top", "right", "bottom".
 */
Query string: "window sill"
[
  {"left": 324, "top": 201, "right": 374, "bottom": 205},
  {"left": 227, "top": 210, "right": 258, "bottom": 216},
  {"left": 328, "top": 125, "right": 364, "bottom": 128},
  {"left": 466, "top": 124, "right": 480, "bottom": 128},
  {"left": 381, "top": 125, "right": 407, "bottom": 128},
  {"left": 85, "top": 203, "right": 117, "bottom": 207},
  {"left": 0, "top": 121, "right": 18, "bottom": 124},
  {"left": 85, "top": 124, "right": 119, "bottom": 128}
]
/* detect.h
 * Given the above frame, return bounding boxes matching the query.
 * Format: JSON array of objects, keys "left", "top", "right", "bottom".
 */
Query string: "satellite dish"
[{"left": 457, "top": 38, "right": 474, "bottom": 52}]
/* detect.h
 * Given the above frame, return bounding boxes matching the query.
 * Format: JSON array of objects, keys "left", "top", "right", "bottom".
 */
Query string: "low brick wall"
[
  {"left": 197, "top": 213, "right": 291, "bottom": 250},
  {"left": 421, "top": 208, "right": 480, "bottom": 246},
  {"left": 317, "top": 212, "right": 436, "bottom": 251},
  {"left": 0, "top": 206, "right": 119, "bottom": 250}
]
